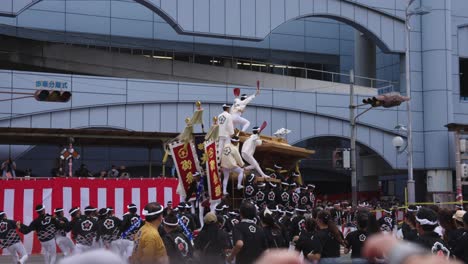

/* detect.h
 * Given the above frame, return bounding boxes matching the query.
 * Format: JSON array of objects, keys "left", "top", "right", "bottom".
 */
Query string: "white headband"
[
  {"left": 69, "top": 207, "right": 80, "bottom": 215},
  {"left": 54, "top": 208, "right": 64, "bottom": 213},
  {"left": 274, "top": 164, "right": 282, "bottom": 169},
  {"left": 127, "top": 205, "right": 137, "bottom": 209},
  {"left": 142, "top": 206, "right": 164, "bottom": 216},
  {"left": 163, "top": 219, "right": 179, "bottom": 227},
  {"left": 84, "top": 207, "right": 96, "bottom": 212},
  {"left": 36, "top": 205, "right": 45, "bottom": 212},
  {"left": 416, "top": 217, "right": 438, "bottom": 226}
]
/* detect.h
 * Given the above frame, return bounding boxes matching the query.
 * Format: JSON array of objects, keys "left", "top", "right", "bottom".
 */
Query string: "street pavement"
[
  {"left": 0, "top": 251, "right": 353, "bottom": 264},
  {"left": 0, "top": 254, "right": 64, "bottom": 264}
]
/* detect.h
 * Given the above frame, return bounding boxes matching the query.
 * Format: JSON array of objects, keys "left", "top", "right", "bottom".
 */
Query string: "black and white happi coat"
[
  {"left": 0, "top": 219, "right": 21, "bottom": 248},
  {"left": 19, "top": 214, "right": 59, "bottom": 242}
]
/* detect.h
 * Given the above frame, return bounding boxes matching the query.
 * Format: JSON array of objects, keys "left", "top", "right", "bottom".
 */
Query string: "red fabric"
[
  {"left": 0, "top": 178, "right": 179, "bottom": 254},
  {"left": 205, "top": 140, "right": 222, "bottom": 201},
  {"left": 170, "top": 142, "right": 200, "bottom": 195}
]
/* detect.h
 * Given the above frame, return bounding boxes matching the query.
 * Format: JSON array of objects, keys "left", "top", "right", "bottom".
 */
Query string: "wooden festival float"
[
  {"left": 228, "top": 131, "right": 315, "bottom": 207},
  {"left": 164, "top": 100, "right": 315, "bottom": 209}
]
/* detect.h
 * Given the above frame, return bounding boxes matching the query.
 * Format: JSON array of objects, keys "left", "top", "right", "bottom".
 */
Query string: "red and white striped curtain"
[{"left": 0, "top": 178, "right": 180, "bottom": 254}]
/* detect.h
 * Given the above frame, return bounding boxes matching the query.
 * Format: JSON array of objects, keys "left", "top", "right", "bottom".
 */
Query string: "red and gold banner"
[
  {"left": 204, "top": 139, "right": 222, "bottom": 201},
  {"left": 169, "top": 141, "right": 201, "bottom": 197}
]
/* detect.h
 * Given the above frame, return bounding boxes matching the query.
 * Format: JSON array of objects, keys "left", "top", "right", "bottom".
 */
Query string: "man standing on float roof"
[
  {"left": 231, "top": 86, "right": 259, "bottom": 132},
  {"left": 217, "top": 104, "right": 234, "bottom": 155}
]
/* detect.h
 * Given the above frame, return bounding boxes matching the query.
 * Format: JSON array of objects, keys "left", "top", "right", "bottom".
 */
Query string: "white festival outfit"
[
  {"left": 241, "top": 131, "right": 269, "bottom": 178},
  {"left": 6, "top": 242, "right": 28, "bottom": 264},
  {"left": 231, "top": 93, "right": 256, "bottom": 132},
  {"left": 217, "top": 109, "right": 234, "bottom": 155},
  {"left": 41, "top": 239, "right": 57, "bottom": 264},
  {"left": 55, "top": 234, "right": 75, "bottom": 256},
  {"left": 220, "top": 140, "right": 245, "bottom": 195}
]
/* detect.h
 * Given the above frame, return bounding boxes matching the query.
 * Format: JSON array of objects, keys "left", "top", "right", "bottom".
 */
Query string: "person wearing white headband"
[
  {"left": 161, "top": 213, "right": 194, "bottom": 263},
  {"left": 241, "top": 126, "right": 270, "bottom": 178},
  {"left": 272, "top": 164, "right": 285, "bottom": 180},
  {"left": 220, "top": 135, "right": 245, "bottom": 195},
  {"left": 18, "top": 204, "right": 58, "bottom": 264},
  {"left": 244, "top": 173, "right": 257, "bottom": 202},
  {"left": 121, "top": 203, "right": 142, "bottom": 259},
  {"left": 397, "top": 207, "right": 418, "bottom": 241},
  {"left": 279, "top": 182, "right": 290, "bottom": 208},
  {"left": 414, "top": 207, "right": 450, "bottom": 257},
  {"left": 266, "top": 182, "right": 278, "bottom": 205},
  {"left": 0, "top": 211, "right": 28, "bottom": 264},
  {"left": 231, "top": 87, "right": 259, "bottom": 132},
  {"left": 69, "top": 205, "right": 98, "bottom": 255},
  {"left": 132, "top": 202, "right": 168, "bottom": 264},
  {"left": 217, "top": 103, "right": 234, "bottom": 155},
  {"left": 97, "top": 208, "right": 123, "bottom": 256},
  {"left": 54, "top": 207, "right": 75, "bottom": 256},
  {"left": 290, "top": 205, "right": 307, "bottom": 239},
  {"left": 377, "top": 207, "right": 394, "bottom": 233}
]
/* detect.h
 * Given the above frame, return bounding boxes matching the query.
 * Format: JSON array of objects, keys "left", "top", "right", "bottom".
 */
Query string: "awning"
[{"left": 0, "top": 127, "right": 178, "bottom": 147}]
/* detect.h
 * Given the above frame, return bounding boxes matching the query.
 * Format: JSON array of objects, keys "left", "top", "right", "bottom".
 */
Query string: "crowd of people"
[{"left": 0, "top": 180, "right": 467, "bottom": 264}]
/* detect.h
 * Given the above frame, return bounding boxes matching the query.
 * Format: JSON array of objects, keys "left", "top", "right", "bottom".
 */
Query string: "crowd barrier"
[{"left": 0, "top": 178, "right": 180, "bottom": 255}]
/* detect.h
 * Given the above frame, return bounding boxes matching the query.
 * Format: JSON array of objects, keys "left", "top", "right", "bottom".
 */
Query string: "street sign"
[{"left": 377, "top": 86, "right": 395, "bottom": 95}]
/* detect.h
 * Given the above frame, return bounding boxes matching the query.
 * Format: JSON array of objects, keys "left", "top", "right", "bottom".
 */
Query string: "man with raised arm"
[{"left": 231, "top": 84, "right": 260, "bottom": 132}]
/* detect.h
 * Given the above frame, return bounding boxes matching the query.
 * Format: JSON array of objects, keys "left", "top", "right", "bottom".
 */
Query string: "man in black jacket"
[
  {"left": 97, "top": 208, "right": 122, "bottom": 252},
  {"left": 194, "top": 212, "right": 230, "bottom": 263},
  {"left": 161, "top": 213, "right": 194, "bottom": 264},
  {"left": 227, "top": 201, "right": 268, "bottom": 264},
  {"left": 415, "top": 208, "right": 450, "bottom": 259},
  {"left": 19, "top": 204, "right": 60, "bottom": 264},
  {"left": 68, "top": 206, "right": 98, "bottom": 254},
  {"left": 0, "top": 211, "right": 28, "bottom": 264},
  {"left": 54, "top": 208, "right": 75, "bottom": 256},
  {"left": 120, "top": 203, "right": 142, "bottom": 259}
]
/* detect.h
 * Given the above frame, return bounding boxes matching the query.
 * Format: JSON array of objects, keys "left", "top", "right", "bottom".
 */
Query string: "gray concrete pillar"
[
  {"left": 400, "top": 54, "right": 406, "bottom": 94},
  {"left": 223, "top": 58, "right": 238, "bottom": 69},
  {"left": 421, "top": 0, "right": 453, "bottom": 169},
  {"left": 354, "top": 31, "right": 376, "bottom": 87}
]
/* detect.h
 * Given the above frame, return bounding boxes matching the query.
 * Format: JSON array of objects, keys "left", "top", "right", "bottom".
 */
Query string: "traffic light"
[
  {"left": 34, "top": 90, "right": 71, "bottom": 102},
  {"left": 362, "top": 96, "right": 383, "bottom": 107},
  {"left": 461, "top": 163, "right": 468, "bottom": 179},
  {"left": 362, "top": 93, "right": 409, "bottom": 108},
  {"left": 332, "top": 148, "right": 351, "bottom": 169},
  {"left": 333, "top": 150, "right": 344, "bottom": 169}
]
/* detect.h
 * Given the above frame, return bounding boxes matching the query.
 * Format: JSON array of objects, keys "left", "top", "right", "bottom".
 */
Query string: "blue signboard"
[{"left": 35, "top": 81, "right": 68, "bottom": 89}]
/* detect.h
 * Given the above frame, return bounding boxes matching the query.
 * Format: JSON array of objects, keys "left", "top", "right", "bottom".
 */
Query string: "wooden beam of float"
[{"left": 238, "top": 131, "right": 315, "bottom": 172}]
